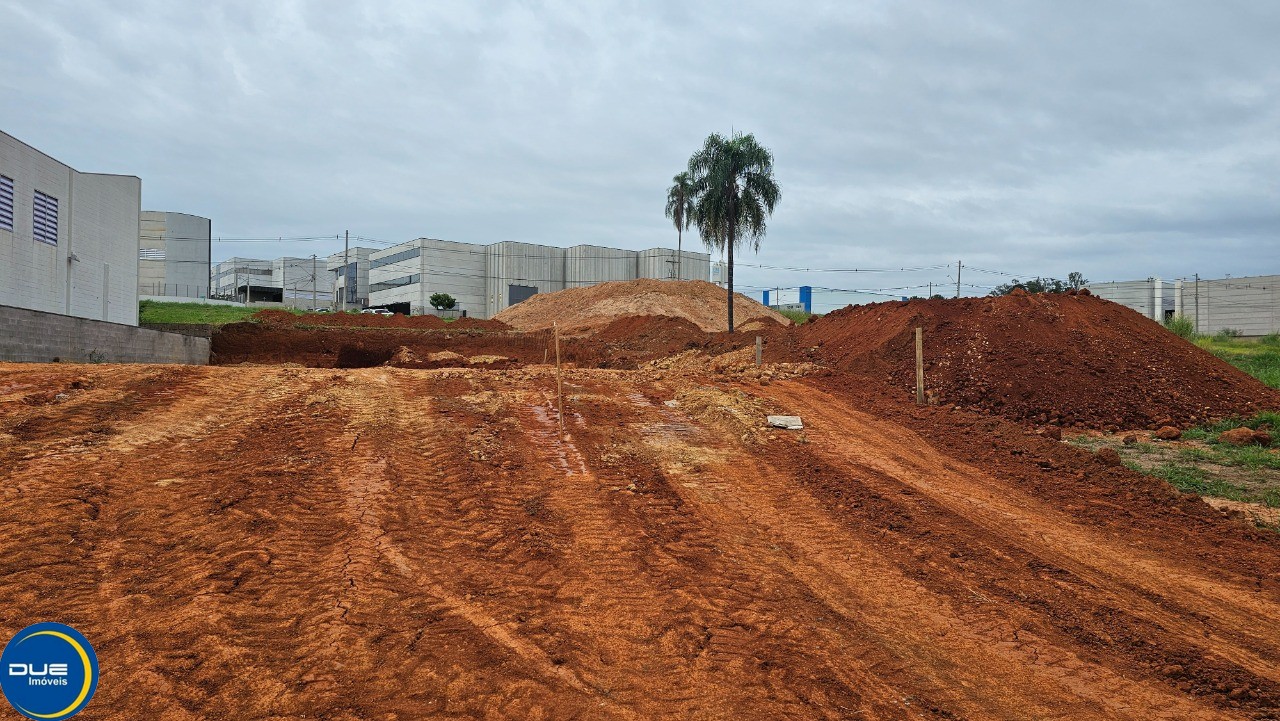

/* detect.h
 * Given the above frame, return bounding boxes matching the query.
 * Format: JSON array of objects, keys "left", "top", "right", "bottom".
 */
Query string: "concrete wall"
[
  {"left": 421, "top": 239, "right": 486, "bottom": 315},
  {"left": 0, "top": 131, "right": 141, "bottom": 325},
  {"left": 566, "top": 245, "right": 636, "bottom": 287},
  {"left": 139, "top": 211, "right": 211, "bottom": 299},
  {"left": 485, "top": 241, "right": 565, "bottom": 317},
  {"left": 637, "top": 248, "right": 710, "bottom": 281},
  {"left": 1179, "top": 276, "right": 1280, "bottom": 336},
  {"left": 0, "top": 304, "right": 209, "bottom": 364},
  {"left": 1088, "top": 275, "right": 1280, "bottom": 336},
  {"left": 1088, "top": 280, "right": 1161, "bottom": 321}
]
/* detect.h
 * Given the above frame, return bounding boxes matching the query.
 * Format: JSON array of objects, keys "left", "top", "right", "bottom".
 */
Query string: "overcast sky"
[{"left": 2, "top": 0, "right": 1277, "bottom": 299}]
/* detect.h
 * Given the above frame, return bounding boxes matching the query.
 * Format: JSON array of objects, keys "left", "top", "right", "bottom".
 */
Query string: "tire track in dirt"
[
  {"left": 550, "top": 376, "right": 962, "bottom": 719},
  {"left": 3, "top": 363, "right": 1277, "bottom": 719},
  {"left": 0, "top": 366, "right": 349, "bottom": 718},
  {"left": 312, "top": 369, "right": 622, "bottom": 719},
  {"left": 756, "top": 382, "right": 1280, "bottom": 697},
  {"left": 619, "top": 379, "right": 1249, "bottom": 719}
]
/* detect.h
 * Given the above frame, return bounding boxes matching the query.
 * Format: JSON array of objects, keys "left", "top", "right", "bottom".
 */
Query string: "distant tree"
[
  {"left": 687, "top": 131, "right": 781, "bottom": 333},
  {"left": 990, "top": 276, "right": 1080, "bottom": 296},
  {"left": 429, "top": 292, "right": 456, "bottom": 310},
  {"left": 929, "top": 294, "right": 945, "bottom": 300},
  {"left": 664, "top": 171, "right": 696, "bottom": 279},
  {"left": 1068, "top": 271, "right": 1088, "bottom": 290}
]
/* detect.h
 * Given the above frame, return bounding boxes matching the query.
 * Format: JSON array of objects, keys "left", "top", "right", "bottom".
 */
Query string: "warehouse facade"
[
  {"left": 1088, "top": 275, "right": 1280, "bottom": 336},
  {"left": 1, "top": 130, "right": 141, "bottom": 325},
  {"left": 138, "top": 211, "right": 211, "bottom": 299},
  {"left": 212, "top": 257, "right": 272, "bottom": 301},
  {"left": 368, "top": 238, "right": 710, "bottom": 317}
]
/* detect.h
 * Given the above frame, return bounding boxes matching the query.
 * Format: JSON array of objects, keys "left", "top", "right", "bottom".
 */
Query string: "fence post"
[{"left": 915, "top": 327, "right": 925, "bottom": 405}]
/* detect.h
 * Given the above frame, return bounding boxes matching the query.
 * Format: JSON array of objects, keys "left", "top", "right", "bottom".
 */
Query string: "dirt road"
[{"left": 1, "top": 363, "right": 1277, "bottom": 719}]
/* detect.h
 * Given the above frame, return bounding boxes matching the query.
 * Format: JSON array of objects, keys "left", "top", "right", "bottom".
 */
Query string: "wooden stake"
[
  {"left": 915, "top": 327, "right": 925, "bottom": 405},
  {"left": 755, "top": 335, "right": 762, "bottom": 367},
  {"left": 554, "top": 322, "right": 565, "bottom": 438}
]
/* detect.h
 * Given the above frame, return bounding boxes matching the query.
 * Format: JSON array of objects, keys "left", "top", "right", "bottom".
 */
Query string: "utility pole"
[
  {"left": 312, "top": 254, "right": 318, "bottom": 310},
  {"left": 955, "top": 260, "right": 962, "bottom": 298},
  {"left": 928, "top": 282, "right": 932, "bottom": 298},
  {"left": 342, "top": 230, "right": 349, "bottom": 312}
]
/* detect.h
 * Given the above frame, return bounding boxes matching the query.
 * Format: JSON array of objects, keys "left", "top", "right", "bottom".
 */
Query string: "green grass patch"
[
  {"left": 776, "top": 308, "right": 819, "bottom": 324},
  {"left": 1195, "top": 337, "right": 1280, "bottom": 389},
  {"left": 139, "top": 300, "right": 289, "bottom": 325},
  {"left": 1144, "top": 462, "right": 1254, "bottom": 502}
]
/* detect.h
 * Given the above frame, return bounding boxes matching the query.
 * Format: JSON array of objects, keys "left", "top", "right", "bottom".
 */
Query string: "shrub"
[
  {"left": 1163, "top": 314, "right": 1196, "bottom": 340},
  {"left": 429, "top": 292, "right": 457, "bottom": 310},
  {"left": 1259, "top": 333, "right": 1280, "bottom": 347},
  {"left": 1215, "top": 328, "right": 1243, "bottom": 340}
]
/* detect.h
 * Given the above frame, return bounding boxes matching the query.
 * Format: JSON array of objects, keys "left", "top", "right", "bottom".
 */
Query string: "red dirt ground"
[
  {"left": 213, "top": 322, "right": 552, "bottom": 368},
  {"left": 6, "top": 287, "right": 1280, "bottom": 718},
  {"left": 797, "top": 291, "right": 1280, "bottom": 430},
  {"left": 2, "top": 362, "right": 1278, "bottom": 719}
]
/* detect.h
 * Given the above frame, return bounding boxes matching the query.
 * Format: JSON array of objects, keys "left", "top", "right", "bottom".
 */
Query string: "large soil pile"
[
  {"left": 493, "top": 279, "right": 791, "bottom": 333},
  {"left": 250, "top": 309, "right": 511, "bottom": 331},
  {"left": 799, "top": 291, "right": 1280, "bottom": 429},
  {"left": 213, "top": 323, "right": 548, "bottom": 368}
]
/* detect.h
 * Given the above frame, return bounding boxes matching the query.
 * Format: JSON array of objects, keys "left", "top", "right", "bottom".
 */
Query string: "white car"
[{"left": 361, "top": 308, "right": 394, "bottom": 316}]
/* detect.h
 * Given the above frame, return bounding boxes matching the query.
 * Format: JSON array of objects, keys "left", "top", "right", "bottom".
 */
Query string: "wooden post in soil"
[
  {"left": 755, "top": 336, "right": 763, "bottom": 367},
  {"left": 554, "top": 322, "right": 565, "bottom": 438},
  {"left": 915, "top": 327, "right": 925, "bottom": 406}
]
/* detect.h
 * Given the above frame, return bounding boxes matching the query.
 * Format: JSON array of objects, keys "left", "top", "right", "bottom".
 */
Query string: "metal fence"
[{"left": 140, "top": 283, "right": 210, "bottom": 299}]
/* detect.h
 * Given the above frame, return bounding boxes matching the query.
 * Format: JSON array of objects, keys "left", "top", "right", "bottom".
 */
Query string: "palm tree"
[
  {"left": 687, "top": 131, "right": 780, "bottom": 332},
  {"left": 664, "top": 172, "right": 696, "bottom": 280}
]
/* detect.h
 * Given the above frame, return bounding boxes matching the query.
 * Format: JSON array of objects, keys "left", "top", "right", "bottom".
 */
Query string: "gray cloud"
[{"left": 2, "top": 0, "right": 1277, "bottom": 297}]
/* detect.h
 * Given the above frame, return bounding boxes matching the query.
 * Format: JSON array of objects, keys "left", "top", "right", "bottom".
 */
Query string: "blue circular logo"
[{"left": 0, "top": 623, "right": 99, "bottom": 720}]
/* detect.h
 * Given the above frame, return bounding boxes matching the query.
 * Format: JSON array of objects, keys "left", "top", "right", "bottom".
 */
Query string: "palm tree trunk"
[
  {"left": 727, "top": 231, "right": 735, "bottom": 333},
  {"left": 677, "top": 226, "right": 682, "bottom": 280}
]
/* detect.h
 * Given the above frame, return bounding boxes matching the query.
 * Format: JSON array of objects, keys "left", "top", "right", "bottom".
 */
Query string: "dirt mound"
[
  {"left": 212, "top": 323, "right": 550, "bottom": 368},
  {"left": 493, "top": 278, "right": 791, "bottom": 333},
  {"left": 251, "top": 309, "right": 449, "bottom": 329},
  {"left": 800, "top": 293, "right": 1280, "bottom": 429},
  {"left": 567, "top": 315, "right": 711, "bottom": 368},
  {"left": 450, "top": 317, "right": 511, "bottom": 331}
]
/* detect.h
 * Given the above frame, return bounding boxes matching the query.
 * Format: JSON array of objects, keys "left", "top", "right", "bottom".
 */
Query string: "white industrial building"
[
  {"left": 327, "top": 246, "right": 377, "bottom": 309},
  {"left": 1088, "top": 275, "right": 1280, "bottom": 336},
  {"left": 138, "top": 211, "right": 211, "bottom": 299},
  {"left": 210, "top": 256, "right": 325, "bottom": 307},
  {"left": 212, "top": 257, "right": 273, "bottom": 301},
  {"left": 367, "top": 238, "right": 709, "bottom": 317},
  {"left": 1, "top": 130, "right": 141, "bottom": 325}
]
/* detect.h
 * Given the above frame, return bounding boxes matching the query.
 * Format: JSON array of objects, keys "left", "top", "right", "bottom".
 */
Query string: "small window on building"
[
  {"left": 33, "top": 190, "right": 59, "bottom": 245},
  {"left": 139, "top": 248, "right": 166, "bottom": 260},
  {"left": 0, "top": 175, "right": 14, "bottom": 231}
]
